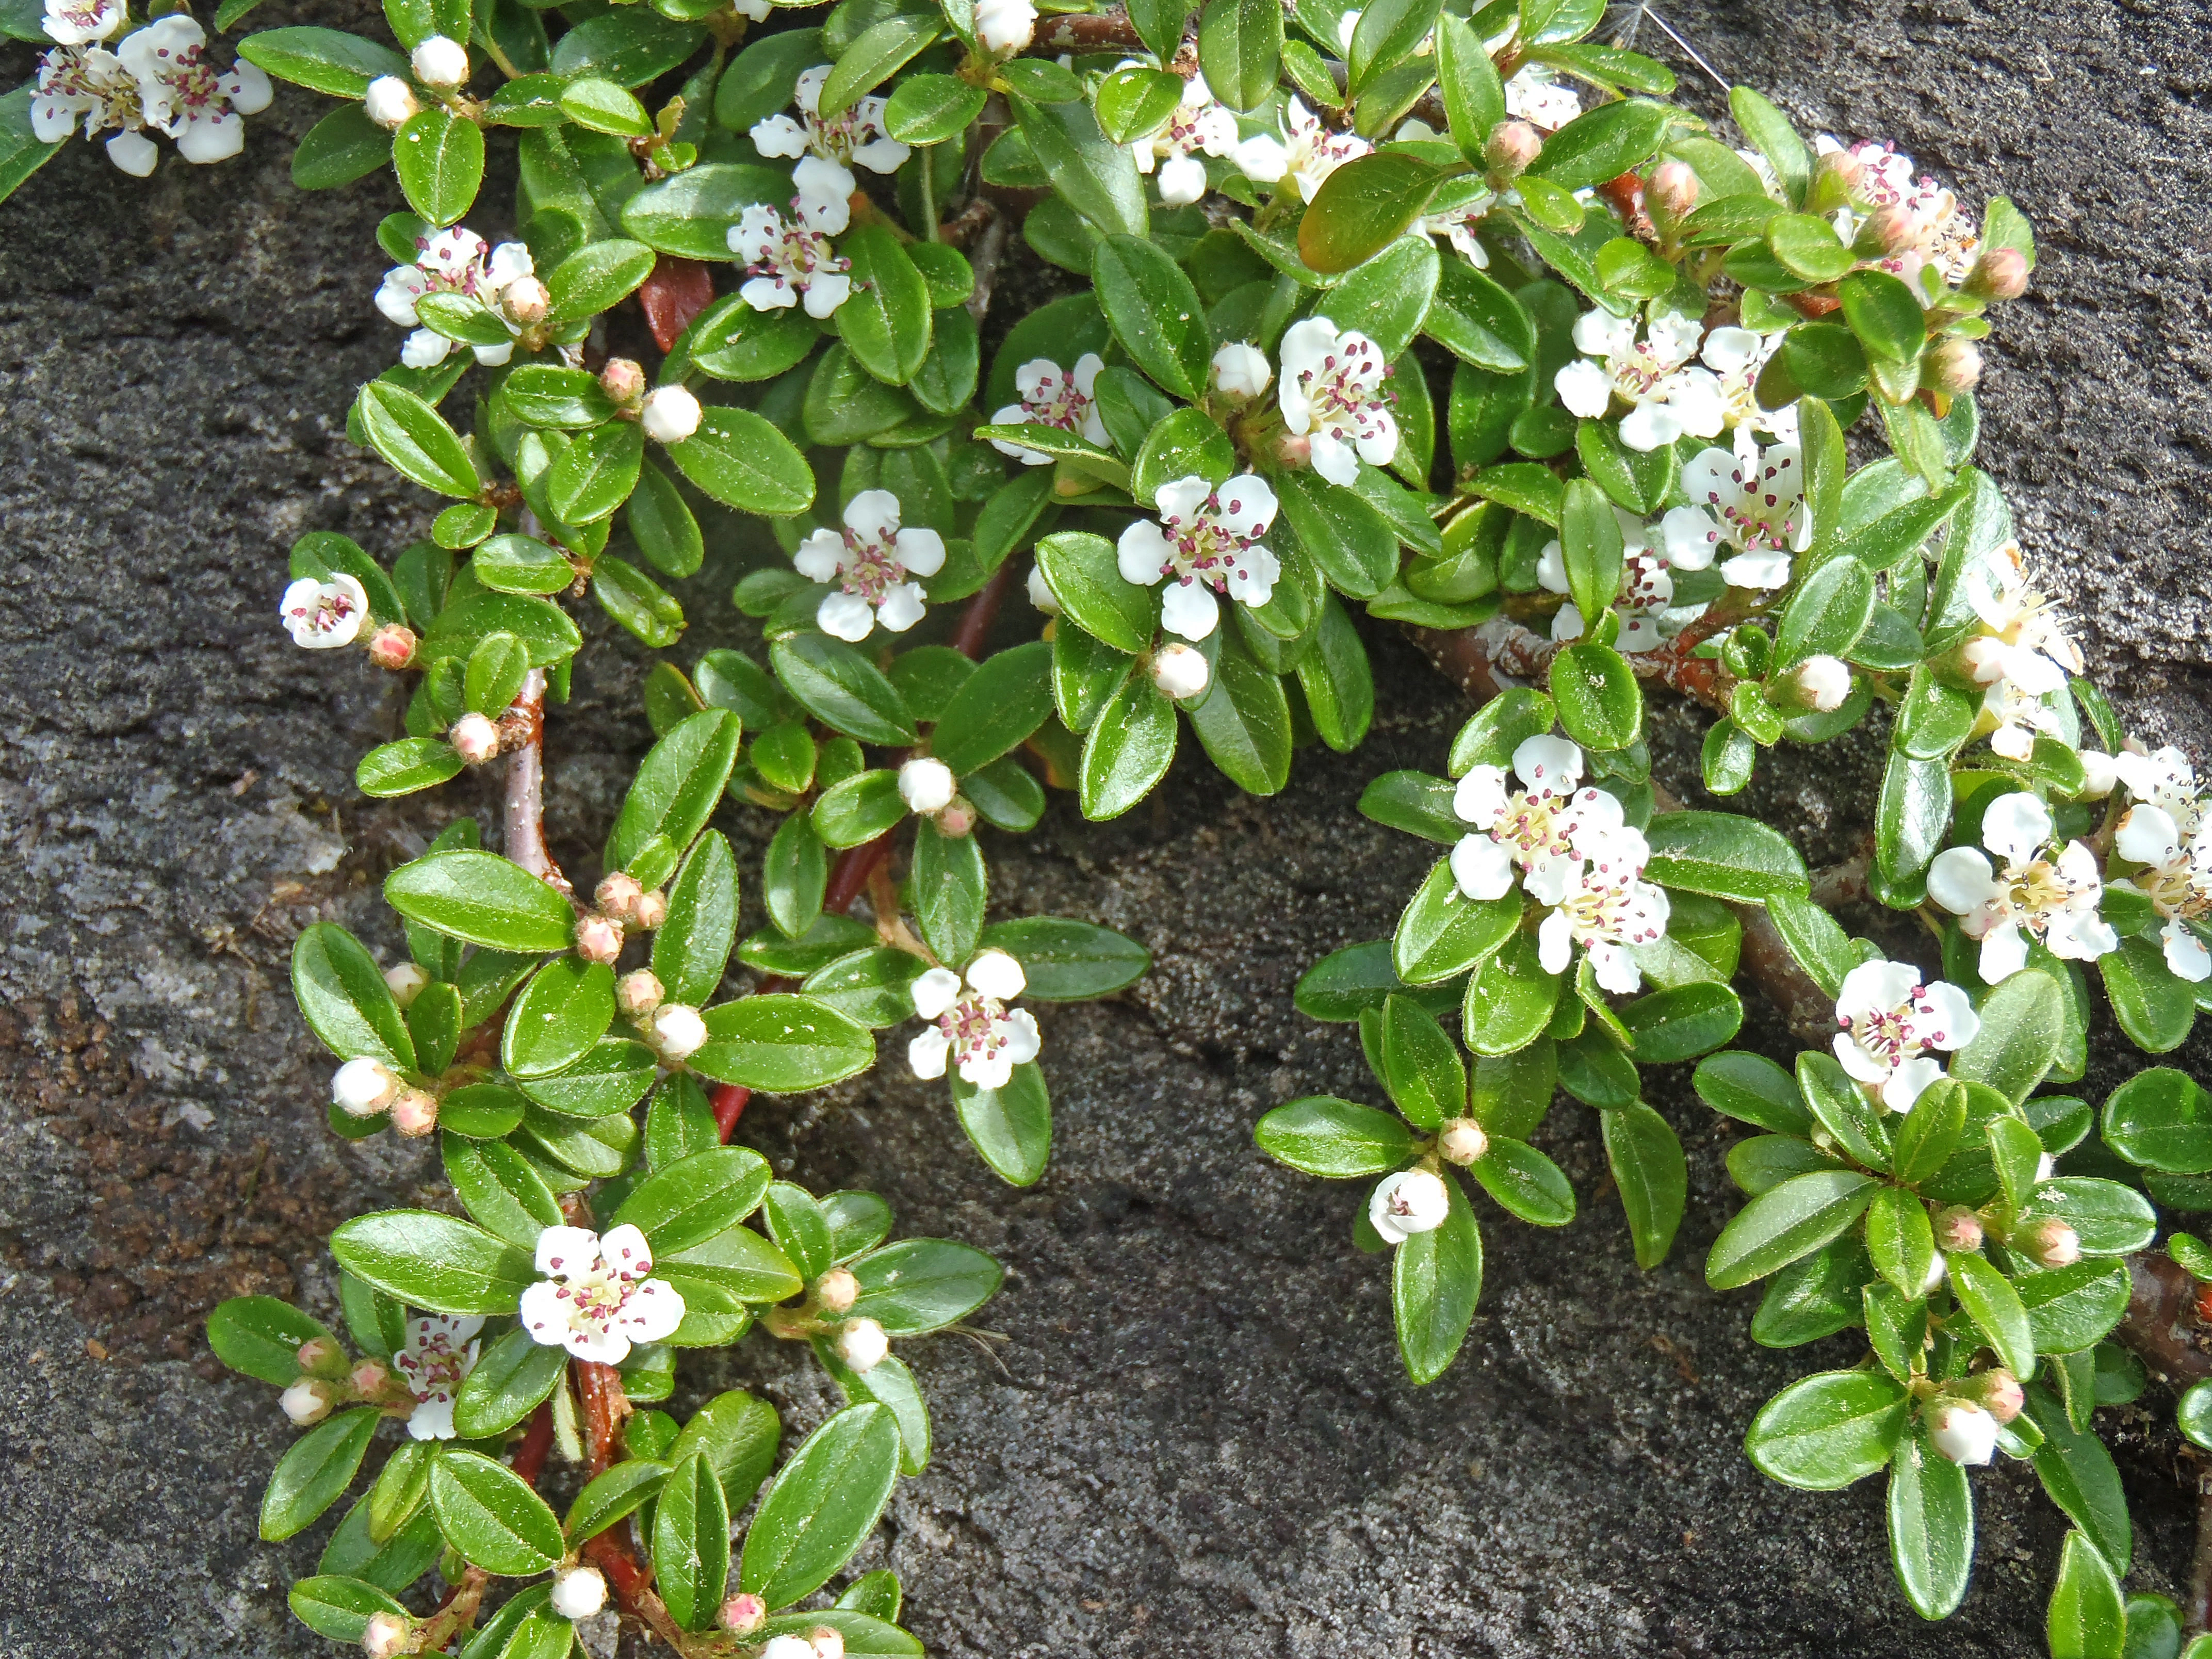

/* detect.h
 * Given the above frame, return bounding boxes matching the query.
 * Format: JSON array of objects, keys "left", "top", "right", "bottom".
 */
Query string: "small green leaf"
[{"left": 1744, "top": 1369, "right": 1907, "bottom": 1490}]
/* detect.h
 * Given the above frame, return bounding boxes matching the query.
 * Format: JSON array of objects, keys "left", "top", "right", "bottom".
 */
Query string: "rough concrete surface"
[{"left": 2, "top": 0, "right": 2210, "bottom": 1653}]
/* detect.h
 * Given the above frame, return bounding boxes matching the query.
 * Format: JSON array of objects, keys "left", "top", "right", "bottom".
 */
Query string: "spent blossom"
[
  {"left": 1369, "top": 1168, "right": 1449, "bottom": 1244},
  {"left": 1554, "top": 308, "right": 1725, "bottom": 452},
  {"left": 1277, "top": 316, "right": 1399, "bottom": 487},
  {"left": 375, "top": 228, "right": 536, "bottom": 369},
  {"left": 281, "top": 574, "right": 370, "bottom": 649},
  {"left": 1658, "top": 436, "right": 1811, "bottom": 592},
  {"left": 1116, "top": 474, "right": 1281, "bottom": 641},
  {"left": 1927, "top": 791, "right": 2117, "bottom": 982},
  {"left": 392, "top": 1313, "right": 481, "bottom": 1440},
  {"left": 988, "top": 353, "right": 1108, "bottom": 466},
  {"left": 1832, "top": 959, "right": 1979, "bottom": 1113},
  {"left": 2112, "top": 747, "right": 2212, "bottom": 982},
  {"left": 520, "top": 1223, "right": 685, "bottom": 1363},
  {"left": 750, "top": 67, "right": 908, "bottom": 234},
  {"left": 908, "top": 949, "right": 1040, "bottom": 1091},
  {"left": 792, "top": 489, "right": 945, "bottom": 641},
  {"left": 729, "top": 201, "right": 853, "bottom": 319},
  {"left": 1961, "top": 540, "right": 2083, "bottom": 760},
  {"left": 1130, "top": 73, "right": 1237, "bottom": 206},
  {"left": 119, "top": 15, "right": 271, "bottom": 166},
  {"left": 1236, "top": 96, "right": 1371, "bottom": 202}
]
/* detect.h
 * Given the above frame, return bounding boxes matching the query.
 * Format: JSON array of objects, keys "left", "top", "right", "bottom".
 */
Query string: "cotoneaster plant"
[{"left": 18, "top": 0, "right": 2212, "bottom": 1648}]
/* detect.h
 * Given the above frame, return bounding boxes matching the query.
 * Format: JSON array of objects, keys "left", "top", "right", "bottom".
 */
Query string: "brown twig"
[
  {"left": 504, "top": 669, "right": 570, "bottom": 894},
  {"left": 511, "top": 1400, "right": 556, "bottom": 1486}
]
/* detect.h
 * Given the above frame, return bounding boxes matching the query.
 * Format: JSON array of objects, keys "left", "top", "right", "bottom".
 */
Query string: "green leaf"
[
  {"left": 1644, "top": 811, "right": 1810, "bottom": 901},
  {"left": 451, "top": 1324, "right": 567, "bottom": 1438},
  {"left": 1274, "top": 465, "right": 1398, "bottom": 599},
  {"left": 1621, "top": 981, "right": 1743, "bottom": 1064},
  {"left": 1394, "top": 860, "right": 1521, "bottom": 987},
  {"left": 2025, "top": 1385, "right": 2130, "bottom": 1576},
  {"left": 393, "top": 106, "right": 485, "bottom": 229},
  {"left": 1886, "top": 1426, "right": 1975, "bottom": 1620},
  {"left": 762, "top": 814, "right": 827, "bottom": 940},
  {"left": 1323, "top": 237, "right": 1439, "bottom": 360},
  {"left": 1299, "top": 153, "right": 1442, "bottom": 274},
  {"left": 292, "top": 923, "right": 416, "bottom": 1070},
  {"left": 652, "top": 1453, "right": 732, "bottom": 1631},
  {"left": 1728, "top": 85, "right": 1809, "bottom": 207},
  {"left": 1948, "top": 1250, "right": 2036, "bottom": 1376},
  {"left": 1557, "top": 478, "right": 1624, "bottom": 628},
  {"left": 607, "top": 708, "right": 741, "bottom": 872},
  {"left": 502, "top": 957, "right": 614, "bottom": 1080},
  {"left": 912, "top": 820, "right": 987, "bottom": 965},
  {"left": 443, "top": 1136, "right": 562, "bottom": 1250},
  {"left": 1392, "top": 1170, "right": 1482, "bottom": 1384},
  {"left": 1469, "top": 1137, "right": 1576, "bottom": 1226},
  {"left": 1839, "top": 269, "right": 1928, "bottom": 363},
  {"left": 1744, "top": 1369, "right": 1907, "bottom": 1490},
  {"left": 385, "top": 849, "right": 573, "bottom": 952},
  {"left": 1079, "top": 668, "right": 1177, "bottom": 820},
  {"left": 952, "top": 1062, "right": 1053, "bottom": 1185},
  {"left": 665, "top": 1389, "right": 782, "bottom": 1512},
  {"left": 1863, "top": 1185, "right": 1936, "bottom": 1298},
  {"left": 2103, "top": 1067, "right": 2212, "bottom": 1173},
  {"left": 669, "top": 406, "right": 815, "bottom": 515},
  {"left": 330, "top": 1211, "right": 535, "bottom": 1315},
  {"left": 1010, "top": 93, "right": 1147, "bottom": 239},
  {"left": 614, "top": 1147, "right": 772, "bottom": 1256},
  {"left": 262, "top": 1410, "right": 380, "bottom": 1540},
  {"left": 2019, "top": 1260, "right": 2132, "bottom": 1357},
  {"left": 1706, "top": 1169, "right": 1879, "bottom": 1290},
  {"left": 690, "top": 995, "right": 875, "bottom": 1093},
  {"left": 1950, "top": 967, "right": 2062, "bottom": 1103},
  {"left": 2101, "top": 934, "right": 2198, "bottom": 1054},
  {"left": 621, "top": 162, "right": 791, "bottom": 259},
  {"left": 515, "top": 1036, "right": 657, "bottom": 1118},
  {"left": 564, "top": 1459, "right": 671, "bottom": 1544},
  {"left": 1693, "top": 1050, "right": 1812, "bottom": 1135},
  {"left": 654, "top": 832, "right": 739, "bottom": 1007},
  {"left": 1432, "top": 12, "right": 1504, "bottom": 164},
  {"left": 818, "top": 13, "right": 942, "bottom": 118},
  {"left": 838, "top": 224, "right": 934, "bottom": 387},
  {"left": 739, "top": 1404, "right": 903, "bottom": 1609},
  {"left": 355, "top": 381, "right": 481, "bottom": 498},
  {"left": 209, "top": 1297, "right": 339, "bottom": 1387},
  {"left": 1091, "top": 235, "right": 1213, "bottom": 403},
  {"left": 1036, "top": 530, "right": 1157, "bottom": 654},
  {"left": 1187, "top": 630, "right": 1293, "bottom": 794},
  {"left": 1774, "top": 552, "right": 1875, "bottom": 668},
  {"left": 1255, "top": 1096, "right": 1421, "bottom": 1177},
  {"left": 885, "top": 72, "right": 989, "bottom": 143},
  {"left": 1894, "top": 1077, "right": 1967, "bottom": 1185},
  {"left": 239, "top": 27, "right": 410, "bottom": 98},
  {"left": 547, "top": 238, "right": 657, "bottom": 324},
  {"left": 771, "top": 636, "right": 917, "bottom": 746},
  {"left": 976, "top": 918, "right": 1148, "bottom": 1000},
  {"left": 293, "top": 103, "right": 397, "bottom": 190},
  {"left": 931, "top": 641, "right": 1054, "bottom": 776},
  {"left": 1462, "top": 929, "right": 1562, "bottom": 1056},
  {"left": 1548, "top": 642, "right": 1641, "bottom": 751},
  {"left": 1603, "top": 1102, "right": 1687, "bottom": 1268},
  {"left": 1526, "top": 99, "right": 1672, "bottom": 191},
  {"left": 2047, "top": 1529, "right": 2126, "bottom": 1659},
  {"left": 849, "top": 1238, "right": 1003, "bottom": 1333},
  {"left": 287, "top": 1575, "right": 410, "bottom": 1644}
]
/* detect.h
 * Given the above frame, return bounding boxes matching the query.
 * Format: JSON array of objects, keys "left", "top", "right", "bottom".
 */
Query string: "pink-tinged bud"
[
  {"left": 1815, "top": 147, "right": 1864, "bottom": 194},
  {"left": 596, "top": 871, "right": 644, "bottom": 920},
  {"left": 1933, "top": 1206, "right": 1984, "bottom": 1253},
  {"left": 1974, "top": 1369, "right": 2025, "bottom": 1423},
  {"left": 1485, "top": 119, "right": 1541, "bottom": 178},
  {"left": 1968, "top": 246, "right": 2029, "bottom": 301},
  {"left": 296, "top": 1336, "right": 344, "bottom": 1375},
  {"left": 1926, "top": 337, "right": 1983, "bottom": 394},
  {"left": 574, "top": 915, "right": 624, "bottom": 965},
  {"left": 719, "top": 1593, "right": 769, "bottom": 1636},
  {"left": 450, "top": 712, "right": 500, "bottom": 766},
  {"left": 599, "top": 357, "right": 647, "bottom": 405},
  {"left": 835, "top": 1317, "right": 889, "bottom": 1373},
  {"left": 1856, "top": 202, "right": 1917, "bottom": 257},
  {"left": 389, "top": 1088, "right": 439, "bottom": 1138},
  {"left": 2023, "top": 1218, "right": 2081, "bottom": 1268},
  {"left": 1275, "top": 431, "right": 1312, "bottom": 468},
  {"left": 361, "top": 1612, "right": 414, "bottom": 1659},
  {"left": 351, "top": 1359, "right": 391, "bottom": 1395},
  {"left": 549, "top": 1564, "right": 608, "bottom": 1621},
  {"left": 1792, "top": 655, "right": 1852, "bottom": 712},
  {"left": 649, "top": 1003, "right": 707, "bottom": 1063},
  {"left": 1647, "top": 159, "right": 1699, "bottom": 220},
  {"left": 809, "top": 1629, "right": 847, "bottom": 1659},
  {"left": 1151, "top": 642, "right": 1211, "bottom": 701},
  {"left": 815, "top": 1267, "right": 859, "bottom": 1314},
  {"left": 333, "top": 1057, "right": 402, "bottom": 1117},
  {"left": 1927, "top": 1399, "right": 1997, "bottom": 1466},
  {"left": 367, "top": 623, "right": 417, "bottom": 670},
  {"left": 631, "top": 890, "right": 669, "bottom": 931},
  {"left": 281, "top": 1378, "right": 334, "bottom": 1425},
  {"left": 934, "top": 798, "right": 979, "bottom": 839},
  {"left": 1437, "top": 1119, "right": 1488, "bottom": 1165},
  {"left": 502, "top": 275, "right": 550, "bottom": 327},
  {"left": 616, "top": 969, "right": 664, "bottom": 1019}
]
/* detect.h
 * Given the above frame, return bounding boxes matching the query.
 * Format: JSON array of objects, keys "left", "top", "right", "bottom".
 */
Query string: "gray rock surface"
[{"left": 3, "top": 0, "right": 2209, "bottom": 1653}]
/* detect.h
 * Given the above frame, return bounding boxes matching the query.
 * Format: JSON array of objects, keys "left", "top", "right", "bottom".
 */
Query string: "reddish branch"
[
  {"left": 504, "top": 669, "right": 570, "bottom": 893},
  {"left": 511, "top": 1401, "right": 556, "bottom": 1486}
]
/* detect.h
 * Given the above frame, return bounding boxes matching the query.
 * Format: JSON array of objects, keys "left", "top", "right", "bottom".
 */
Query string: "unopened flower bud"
[
  {"left": 2022, "top": 1218, "right": 2081, "bottom": 1268},
  {"left": 616, "top": 969, "right": 664, "bottom": 1018},
  {"left": 640, "top": 385, "right": 702, "bottom": 445},
  {"left": 1647, "top": 159, "right": 1699, "bottom": 220},
  {"left": 2076, "top": 751, "right": 2118, "bottom": 799},
  {"left": 599, "top": 357, "right": 647, "bottom": 405},
  {"left": 1437, "top": 1118, "right": 1488, "bottom": 1165},
  {"left": 973, "top": 0, "right": 1035, "bottom": 53},
  {"left": 1210, "top": 340, "right": 1272, "bottom": 401},
  {"left": 1026, "top": 563, "right": 1060, "bottom": 615},
  {"left": 574, "top": 915, "right": 624, "bottom": 965},
  {"left": 389, "top": 1088, "right": 439, "bottom": 1138},
  {"left": 1974, "top": 1369, "right": 2025, "bottom": 1423},
  {"left": 550, "top": 1564, "right": 608, "bottom": 1621},
  {"left": 934, "top": 798, "right": 979, "bottom": 838},
  {"left": 596, "top": 870, "right": 644, "bottom": 920},
  {"left": 1967, "top": 246, "right": 2029, "bottom": 301},
  {"left": 351, "top": 1359, "right": 391, "bottom": 1395},
  {"left": 1369, "top": 1168, "right": 1450, "bottom": 1244},
  {"left": 631, "top": 890, "right": 668, "bottom": 931},
  {"left": 450, "top": 711, "right": 500, "bottom": 765},
  {"left": 899, "top": 756, "right": 956, "bottom": 814},
  {"left": 333, "top": 1056, "right": 402, "bottom": 1117},
  {"left": 383, "top": 962, "right": 430, "bottom": 1008},
  {"left": 1918, "top": 1251, "right": 1948, "bottom": 1297},
  {"left": 759, "top": 1639, "right": 815, "bottom": 1659},
  {"left": 367, "top": 623, "right": 417, "bottom": 670},
  {"left": 1792, "top": 654, "right": 1852, "bottom": 712},
  {"left": 650, "top": 1003, "right": 707, "bottom": 1063},
  {"left": 815, "top": 1267, "right": 859, "bottom": 1314},
  {"left": 1855, "top": 202, "right": 1916, "bottom": 257},
  {"left": 1928, "top": 1398, "right": 1997, "bottom": 1466},
  {"left": 1926, "top": 337, "right": 1983, "bottom": 395},
  {"left": 809, "top": 1629, "right": 847, "bottom": 1659},
  {"left": 1933, "top": 1206, "right": 1983, "bottom": 1253},
  {"left": 502, "top": 275, "right": 550, "bottom": 326},
  {"left": 719, "top": 1592, "right": 769, "bottom": 1635},
  {"left": 409, "top": 34, "right": 468, "bottom": 88},
  {"left": 1151, "top": 642, "right": 1210, "bottom": 701},
  {"left": 1815, "top": 146, "right": 1864, "bottom": 194},
  {"left": 1484, "top": 119, "right": 1540, "bottom": 178},
  {"left": 835, "top": 1317, "right": 890, "bottom": 1373},
  {"left": 296, "top": 1336, "right": 343, "bottom": 1375},
  {"left": 361, "top": 1612, "right": 414, "bottom": 1659},
  {"left": 281, "top": 1378, "right": 334, "bottom": 1425},
  {"left": 362, "top": 75, "right": 421, "bottom": 130}
]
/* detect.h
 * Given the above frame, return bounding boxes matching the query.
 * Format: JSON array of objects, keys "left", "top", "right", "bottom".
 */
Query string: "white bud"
[
  {"left": 2023, "top": 1218, "right": 2081, "bottom": 1268},
  {"left": 383, "top": 962, "right": 431, "bottom": 1008},
  {"left": 361, "top": 1612, "right": 413, "bottom": 1659},
  {"left": 815, "top": 1267, "right": 859, "bottom": 1314},
  {"left": 973, "top": 0, "right": 1035, "bottom": 52},
  {"left": 651, "top": 1003, "right": 708, "bottom": 1063},
  {"left": 362, "top": 75, "right": 421, "bottom": 129},
  {"left": 616, "top": 969, "right": 665, "bottom": 1018},
  {"left": 1210, "top": 341, "right": 1272, "bottom": 400},
  {"left": 835, "top": 1317, "right": 890, "bottom": 1373},
  {"left": 1928, "top": 1400, "right": 1998, "bottom": 1467},
  {"left": 1369, "top": 1168, "right": 1450, "bottom": 1244},
  {"left": 1437, "top": 1119, "right": 1488, "bottom": 1165},
  {"left": 549, "top": 1564, "right": 608, "bottom": 1621},
  {"left": 1150, "top": 642, "right": 1211, "bottom": 701},
  {"left": 809, "top": 1629, "right": 847, "bottom": 1659},
  {"left": 332, "top": 1057, "right": 401, "bottom": 1117},
  {"left": 502, "top": 275, "right": 550, "bottom": 326},
  {"left": 410, "top": 34, "right": 468, "bottom": 87},
  {"left": 450, "top": 712, "right": 500, "bottom": 765},
  {"left": 281, "top": 1378, "right": 334, "bottom": 1425},
  {"left": 759, "top": 1639, "right": 816, "bottom": 1659},
  {"left": 640, "top": 385, "right": 703, "bottom": 444},
  {"left": 899, "top": 757, "right": 956, "bottom": 814},
  {"left": 2075, "top": 751, "right": 2118, "bottom": 799},
  {"left": 1026, "top": 563, "right": 1060, "bottom": 615},
  {"left": 1793, "top": 654, "right": 1851, "bottom": 712}
]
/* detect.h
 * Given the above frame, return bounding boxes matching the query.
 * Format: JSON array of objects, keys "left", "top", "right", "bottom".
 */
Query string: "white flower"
[
  {"left": 1534, "top": 823, "right": 1670, "bottom": 993},
  {"left": 1027, "top": 563, "right": 1060, "bottom": 615},
  {"left": 1235, "top": 95, "right": 1371, "bottom": 202},
  {"left": 1131, "top": 73, "right": 1237, "bottom": 205},
  {"left": 1814, "top": 136, "right": 1981, "bottom": 292},
  {"left": 908, "top": 949, "right": 1040, "bottom": 1091},
  {"left": 1536, "top": 507, "right": 1680, "bottom": 654},
  {"left": 649, "top": 1003, "right": 708, "bottom": 1062},
  {"left": 1151, "top": 642, "right": 1211, "bottom": 700},
  {"left": 899, "top": 757, "right": 956, "bottom": 813},
  {"left": 1832, "top": 959, "right": 1979, "bottom": 1114},
  {"left": 1658, "top": 436, "right": 1810, "bottom": 591},
  {"left": 1277, "top": 316, "right": 1398, "bottom": 487},
  {"left": 989, "top": 354, "right": 1108, "bottom": 465},
  {"left": 728, "top": 202, "right": 853, "bottom": 319},
  {"left": 409, "top": 34, "right": 468, "bottom": 88},
  {"left": 30, "top": 44, "right": 156, "bottom": 174},
  {"left": 835, "top": 1318, "right": 890, "bottom": 1372},
  {"left": 793, "top": 490, "right": 944, "bottom": 641},
  {"left": 519, "top": 1223, "right": 686, "bottom": 1363},
  {"left": 1116, "top": 474, "right": 1282, "bottom": 641},
  {"left": 1448, "top": 733, "right": 1590, "bottom": 903},
  {"left": 640, "top": 385, "right": 702, "bottom": 444},
  {"left": 2112, "top": 750, "right": 2212, "bottom": 982},
  {"left": 975, "top": 0, "right": 1036, "bottom": 52},
  {"left": 2078, "top": 752, "right": 2119, "bottom": 800},
  {"left": 1503, "top": 62, "right": 1581, "bottom": 128},
  {"left": 1927, "top": 792, "right": 2118, "bottom": 982},
  {"left": 1418, "top": 190, "right": 1499, "bottom": 270},
  {"left": 392, "top": 1312, "right": 482, "bottom": 1440},
  {"left": 1962, "top": 540, "right": 2082, "bottom": 700},
  {"left": 760, "top": 1639, "right": 816, "bottom": 1659},
  {"left": 1211, "top": 341, "right": 1272, "bottom": 400},
  {"left": 375, "top": 227, "right": 536, "bottom": 369},
  {"left": 750, "top": 67, "right": 908, "bottom": 233},
  {"left": 1369, "top": 1168, "right": 1449, "bottom": 1244},
  {"left": 282, "top": 574, "right": 371, "bottom": 649},
  {"left": 2113, "top": 747, "right": 2207, "bottom": 837},
  {"left": 1928, "top": 1401, "right": 1998, "bottom": 1467},
  {"left": 119, "top": 15, "right": 271, "bottom": 166},
  {"left": 363, "top": 74, "right": 421, "bottom": 130},
  {"left": 1553, "top": 308, "right": 1726, "bottom": 452},
  {"left": 41, "top": 0, "right": 122, "bottom": 43},
  {"left": 1699, "top": 324, "right": 1799, "bottom": 445},
  {"left": 549, "top": 1566, "right": 608, "bottom": 1622}
]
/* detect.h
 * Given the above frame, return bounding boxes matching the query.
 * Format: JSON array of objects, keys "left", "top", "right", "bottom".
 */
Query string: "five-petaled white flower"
[
  {"left": 1554, "top": 308, "right": 1725, "bottom": 452},
  {"left": 30, "top": 44, "right": 156, "bottom": 176},
  {"left": 1959, "top": 540, "right": 2083, "bottom": 760},
  {"left": 1503, "top": 62, "right": 1582, "bottom": 128},
  {"left": 281, "top": 574, "right": 370, "bottom": 649},
  {"left": 393, "top": 1313, "right": 482, "bottom": 1440},
  {"left": 1131, "top": 73, "right": 1237, "bottom": 206},
  {"left": 119, "top": 15, "right": 270, "bottom": 166},
  {"left": 1700, "top": 324, "right": 1800, "bottom": 445},
  {"left": 42, "top": 0, "right": 122, "bottom": 44},
  {"left": 1537, "top": 822, "right": 1670, "bottom": 993},
  {"left": 1832, "top": 959, "right": 1979, "bottom": 1113},
  {"left": 1536, "top": 507, "right": 1682, "bottom": 653},
  {"left": 1448, "top": 733, "right": 1591, "bottom": 904},
  {"left": 908, "top": 949, "right": 1040, "bottom": 1091},
  {"left": 749, "top": 67, "right": 909, "bottom": 235},
  {"left": 1277, "top": 316, "right": 1398, "bottom": 487},
  {"left": 989, "top": 354, "right": 1109, "bottom": 465},
  {"left": 521, "top": 1223, "right": 686, "bottom": 1363},
  {"left": 1658, "top": 436, "right": 1811, "bottom": 592},
  {"left": 1235, "top": 96, "right": 1371, "bottom": 202},
  {"left": 1928, "top": 792, "right": 2118, "bottom": 983},
  {"left": 1116, "top": 474, "right": 1281, "bottom": 641},
  {"left": 1814, "top": 135, "right": 1981, "bottom": 294},
  {"left": 376, "top": 227, "right": 536, "bottom": 370},
  {"left": 1369, "top": 1168, "right": 1450, "bottom": 1244},
  {"left": 793, "top": 489, "right": 945, "bottom": 641},
  {"left": 728, "top": 201, "right": 854, "bottom": 319},
  {"left": 2112, "top": 747, "right": 2212, "bottom": 982}
]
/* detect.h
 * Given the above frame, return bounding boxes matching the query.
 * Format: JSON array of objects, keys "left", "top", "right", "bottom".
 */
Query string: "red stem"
[{"left": 511, "top": 1401, "right": 556, "bottom": 1486}]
